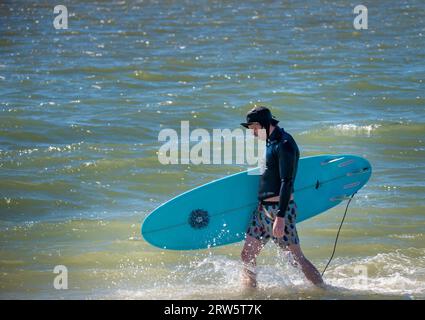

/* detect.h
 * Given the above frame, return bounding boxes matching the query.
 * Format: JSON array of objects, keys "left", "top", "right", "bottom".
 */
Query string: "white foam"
[
  {"left": 324, "top": 248, "right": 425, "bottom": 297},
  {"left": 108, "top": 248, "right": 425, "bottom": 299},
  {"left": 109, "top": 251, "right": 315, "bottom": 300},
  {"left": 300, "top": 123, "right": 381, "bottom": 137},
  {"left": 330, "top": 123, "right": 381, "bottom": 137}
]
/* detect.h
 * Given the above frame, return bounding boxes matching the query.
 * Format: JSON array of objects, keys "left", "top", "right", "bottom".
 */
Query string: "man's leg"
[
  {"left": 286, "top": 244, "right": 324, "bottom": 286},
  {"left": 241, "top": 235, "right": 265, "bottom": 288}
]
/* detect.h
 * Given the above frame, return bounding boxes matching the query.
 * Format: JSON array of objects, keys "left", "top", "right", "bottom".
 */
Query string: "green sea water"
[{"left": 1, "top": 0, "right": 424, "bottom": 299}]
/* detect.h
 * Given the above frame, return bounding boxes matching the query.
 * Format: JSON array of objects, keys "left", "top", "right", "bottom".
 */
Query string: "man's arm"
[{"left": 276, "top": 142, "right": 297, "bottom": 218}]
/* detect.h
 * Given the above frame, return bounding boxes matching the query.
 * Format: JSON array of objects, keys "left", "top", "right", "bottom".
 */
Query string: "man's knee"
[{"left": 241, "top": 248, "right": 254, "bottom": 264}]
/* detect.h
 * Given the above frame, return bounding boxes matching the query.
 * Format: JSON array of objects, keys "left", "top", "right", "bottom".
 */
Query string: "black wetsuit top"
[{"left": 258, "top": 126, "right": 300, "bottom": 218}]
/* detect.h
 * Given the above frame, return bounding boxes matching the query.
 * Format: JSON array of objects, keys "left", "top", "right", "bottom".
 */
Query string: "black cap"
[{"left": 240, "top": 106, "right": 279, "bottom": 128}]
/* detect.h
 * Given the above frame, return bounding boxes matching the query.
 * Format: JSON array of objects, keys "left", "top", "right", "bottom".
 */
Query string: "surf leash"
[{"left": 321, "top": 191, "right": 357, "bottom": 276}]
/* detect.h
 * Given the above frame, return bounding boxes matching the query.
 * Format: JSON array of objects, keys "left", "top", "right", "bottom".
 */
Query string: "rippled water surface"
[{"left": 1, "top": 0, "right": 424, "bottom": 299}]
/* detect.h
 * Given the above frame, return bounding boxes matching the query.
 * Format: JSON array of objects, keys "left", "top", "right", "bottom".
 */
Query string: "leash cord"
[{"left": 321, "top": 192, "right": 357, "bottom": 276}]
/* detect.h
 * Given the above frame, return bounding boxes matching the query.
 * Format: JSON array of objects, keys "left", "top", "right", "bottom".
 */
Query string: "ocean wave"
[
  {"left": 300, "top": 123, "right": 382, "bottom": 138},
  {"left": 331, "top": 124, "right": 382, "bottom": 135},
  {"left": 110, "top": 248, "right": 425, "bottom": 299},
  {"left": 325, "top": 248, "right": 425, "bottom": 298}
]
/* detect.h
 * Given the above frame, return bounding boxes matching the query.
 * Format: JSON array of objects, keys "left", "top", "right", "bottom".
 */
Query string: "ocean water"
[{"left": 1, "top": 0, "right": 424, "bottom": 299}]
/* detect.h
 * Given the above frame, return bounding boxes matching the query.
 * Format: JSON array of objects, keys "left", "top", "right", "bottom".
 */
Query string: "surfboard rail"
[{"left": 142, "top": 154, "right": 372, "bottom": 250}]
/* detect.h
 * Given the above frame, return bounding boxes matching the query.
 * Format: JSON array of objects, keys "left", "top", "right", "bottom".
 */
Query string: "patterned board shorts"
[{"left": 246, "top": 200, "right": 299, "bottom": 248}]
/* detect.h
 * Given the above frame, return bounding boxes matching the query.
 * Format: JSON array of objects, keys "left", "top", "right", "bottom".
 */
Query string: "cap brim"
[{"left": 241, "top": 119, "right": 278, "bottom": 128}]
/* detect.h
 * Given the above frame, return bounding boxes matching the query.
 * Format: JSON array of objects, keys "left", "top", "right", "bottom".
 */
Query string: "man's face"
[{"left": 247, "top": 122, "right": 267, "bottom": 140}]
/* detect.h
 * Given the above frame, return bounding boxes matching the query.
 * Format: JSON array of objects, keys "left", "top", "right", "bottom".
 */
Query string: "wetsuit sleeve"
[{"left": 276, "top": 142, "right": 297, "bottom": 218}]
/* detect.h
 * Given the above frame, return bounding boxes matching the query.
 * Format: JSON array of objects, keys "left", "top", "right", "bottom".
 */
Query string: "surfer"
[{"left": 240, "top": 106, "right": 324, "bottom": 289}]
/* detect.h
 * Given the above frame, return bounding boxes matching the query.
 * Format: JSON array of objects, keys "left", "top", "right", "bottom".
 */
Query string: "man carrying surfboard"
[{"left": 240, "top": 106, "right": 324, "bottom": 288}]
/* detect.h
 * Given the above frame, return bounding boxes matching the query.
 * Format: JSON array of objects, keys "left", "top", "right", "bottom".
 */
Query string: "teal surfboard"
[{"left": 142, "top": 154, "right": 372, "bottom": 250}]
